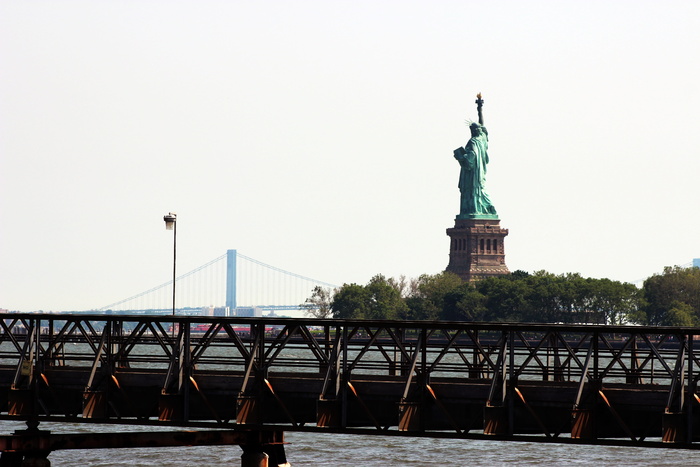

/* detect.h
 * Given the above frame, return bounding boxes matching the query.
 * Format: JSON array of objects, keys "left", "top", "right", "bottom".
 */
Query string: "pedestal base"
[{"left": 446, "top": 218, "right": 509, "bottom": 282}]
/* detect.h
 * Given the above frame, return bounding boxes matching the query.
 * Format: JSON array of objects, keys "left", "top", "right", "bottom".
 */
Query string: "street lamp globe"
[{"left": 164, "top": 213, "right": 177, "bottom": 230}]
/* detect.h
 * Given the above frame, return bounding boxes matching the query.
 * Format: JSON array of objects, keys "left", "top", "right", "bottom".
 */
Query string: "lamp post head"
[{"left": 164, "top": 212, "right": 177, "bottom": 230}]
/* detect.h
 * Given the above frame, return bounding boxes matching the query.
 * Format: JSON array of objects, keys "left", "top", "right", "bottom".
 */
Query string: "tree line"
[{"left": 301, "top": 266, "right": 700, "bottom": 326}]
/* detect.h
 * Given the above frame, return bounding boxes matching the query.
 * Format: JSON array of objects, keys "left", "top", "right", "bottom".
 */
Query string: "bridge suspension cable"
[
  {"left": 236, "top": 253, "right": 337, "bottom": 289},
  {"left": 98, "top": 254, "right": 227, "bottom": 311}
]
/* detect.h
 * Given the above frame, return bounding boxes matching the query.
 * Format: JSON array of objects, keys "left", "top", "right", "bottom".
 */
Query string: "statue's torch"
[{"left": 475, "top": 93, "right": 484, "bottom": 126}]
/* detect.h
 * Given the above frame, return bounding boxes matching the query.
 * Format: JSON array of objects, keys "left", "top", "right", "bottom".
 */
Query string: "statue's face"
[{"left": 470, "top": 124, "right": 480, "bottom": 137}]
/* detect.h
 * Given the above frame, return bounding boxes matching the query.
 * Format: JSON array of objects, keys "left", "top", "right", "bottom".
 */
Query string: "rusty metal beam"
[{"left": 0, "top": 429, "right": 284, "bottom": 452}]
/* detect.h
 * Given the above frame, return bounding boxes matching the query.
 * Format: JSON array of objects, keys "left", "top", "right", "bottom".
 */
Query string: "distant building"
[
  {"left": 200, "top": 306, "right": 231, "bottom": 316},
  {"left": 213, "top": 307, "right": 229, "bottom": 317},
  {"left": 235, "top": 306, "right": 263, "bottom": 318}
]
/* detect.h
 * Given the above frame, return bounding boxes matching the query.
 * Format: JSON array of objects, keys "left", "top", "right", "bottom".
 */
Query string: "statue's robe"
[{"left": 454, "top": 126, "right": 497, "bottom": 217}]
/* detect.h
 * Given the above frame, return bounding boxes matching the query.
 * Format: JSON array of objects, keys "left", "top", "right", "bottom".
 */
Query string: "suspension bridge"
[{"left": 95, "top": 250, "right": 337, "bottom": 316}]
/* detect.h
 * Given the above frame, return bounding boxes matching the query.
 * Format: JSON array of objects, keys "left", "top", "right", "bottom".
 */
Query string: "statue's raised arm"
[
  {"left": 453, "top": 93, "right": 498, "bottom": 220},
  {"left": 476, "top": 93, "right": 484, "bottom": 126}
]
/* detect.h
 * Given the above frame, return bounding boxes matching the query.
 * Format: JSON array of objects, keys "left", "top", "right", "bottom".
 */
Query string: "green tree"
[
  {"left": 331, "top": 283, "right": 369, "bottom": 319},
  {"left": 365, "top": 274, "right": 408, "bottom": 320},
  {"left": 642, "top": 266, "right": 700, "bottom": 325},
  {"left": 582, "top": 278, "right": 641, "bottom": 325},
  {"left": 525, "top": 271, "right": 569, "bottom": 323},
  {"left": 405, "top": 272, "right": 464, "bottom": 320},
  {"left": 330, "top": 275, "right": 408, "bottom": 320},
  {"left": 327, "top": 268, "right": 646, "bottom": 324},
  {"left": 476, "top": 274, "right": 531, "bottom": 322},
  {"left": 300, "top": 286, "right": 335, "bottom": 318},
  {"left": 441, "top": 284, "right": 487, "bottom": 321},
  {"left": 662, "top": 301, "right": 698, "bottom": 326},
  {"left": 475, "top": 271, "right": 642, "bottom": 324}
]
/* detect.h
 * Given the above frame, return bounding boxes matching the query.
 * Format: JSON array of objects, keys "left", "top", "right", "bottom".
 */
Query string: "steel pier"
[{"left": 1, "top": 314, "right": 700, "bottom": 464}]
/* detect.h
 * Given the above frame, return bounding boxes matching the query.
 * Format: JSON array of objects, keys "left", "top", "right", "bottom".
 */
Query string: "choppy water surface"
[{"left": 2, "top": 421, "right": 700, "bottom": 466}]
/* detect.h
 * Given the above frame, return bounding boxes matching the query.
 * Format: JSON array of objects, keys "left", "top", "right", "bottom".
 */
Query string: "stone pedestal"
[{"left": 446, "top": 217, "right": 509, "bottom": 282}]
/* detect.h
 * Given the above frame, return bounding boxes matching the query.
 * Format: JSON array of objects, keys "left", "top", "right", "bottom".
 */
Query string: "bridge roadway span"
[{"left": 0, "top": 314, "right": 699, "bottom": 464}]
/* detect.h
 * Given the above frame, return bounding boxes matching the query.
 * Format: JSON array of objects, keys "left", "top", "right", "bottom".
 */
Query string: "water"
[{"left": 3, "top": 421, "right": 700, "bottom": 466}]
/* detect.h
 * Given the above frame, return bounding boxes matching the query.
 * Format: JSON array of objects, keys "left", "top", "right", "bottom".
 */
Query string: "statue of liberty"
[{"left": 453, "top": 93, "right": 498, "bottom": 219}]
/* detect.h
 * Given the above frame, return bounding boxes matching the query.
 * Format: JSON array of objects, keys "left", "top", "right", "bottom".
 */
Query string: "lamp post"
[{"left": 163, "top": 212, "right": 177, "bottom": 318}]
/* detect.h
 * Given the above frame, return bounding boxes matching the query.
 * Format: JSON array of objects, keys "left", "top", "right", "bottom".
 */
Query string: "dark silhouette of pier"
[{"left": 1, "top": 313, "right": 699, "bottom": 465}]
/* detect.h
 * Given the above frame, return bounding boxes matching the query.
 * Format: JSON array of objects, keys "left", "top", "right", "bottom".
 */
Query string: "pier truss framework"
[{"left": 1, "top": 314, "right": 700, "bottom": 463}]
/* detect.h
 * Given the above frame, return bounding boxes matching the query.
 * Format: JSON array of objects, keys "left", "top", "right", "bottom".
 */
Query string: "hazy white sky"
[{"left": 1, "top": 1, "right": 699, "bottom": 312}]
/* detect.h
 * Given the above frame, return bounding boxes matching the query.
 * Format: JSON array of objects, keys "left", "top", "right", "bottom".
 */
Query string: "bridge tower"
[{"left": 226, "top": 249, "right": 237, "bottom": 312}]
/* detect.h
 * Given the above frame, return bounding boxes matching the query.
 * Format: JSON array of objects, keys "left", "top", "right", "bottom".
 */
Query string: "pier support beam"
[
  {"left": 571, "top": 408, "right": 596, "bottom": 440},
  {"left": 0, "top": 427, "right": 286, "bottom": 467},
  {"left": 240, "top": 451, "right": 268, "bottom": 467},
  {"left": 240, "top": 432, "right": 289, "bottom": 467},
  {"left": 662, "top": 412, "right": 687, "bottom": 443},
  {"left": 240, "top": 446, "right": 289, "bottom": 467},
  {"left": 483, "top": 405, "right": 508, "bottom": 435}
]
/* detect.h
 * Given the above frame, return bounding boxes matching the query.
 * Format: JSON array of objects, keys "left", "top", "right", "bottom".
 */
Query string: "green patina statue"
[{"left": 453, "top": 93, "right": 498, "bottom": 219}]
